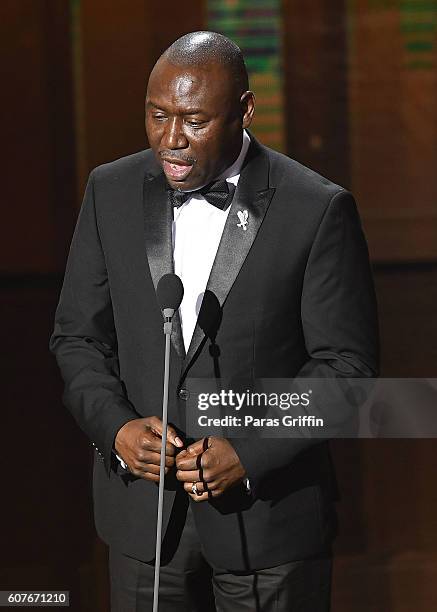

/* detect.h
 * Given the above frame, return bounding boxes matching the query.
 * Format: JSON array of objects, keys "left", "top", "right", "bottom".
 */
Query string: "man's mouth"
[{"left": 161, "top": 158, "right": 193, "bottom": 181}]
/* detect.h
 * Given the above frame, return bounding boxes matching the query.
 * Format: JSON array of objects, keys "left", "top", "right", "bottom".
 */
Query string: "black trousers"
[{"left": 109, "top": 504, "right": 332, "bottom": 612}]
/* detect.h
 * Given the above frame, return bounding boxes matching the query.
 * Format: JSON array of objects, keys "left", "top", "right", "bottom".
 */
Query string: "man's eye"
[
  {"left": 186, "top": 120, "right": 204, "bottom": 127},
  {"left": 153, "top": 114, "right": 166, "bottom": 121}
]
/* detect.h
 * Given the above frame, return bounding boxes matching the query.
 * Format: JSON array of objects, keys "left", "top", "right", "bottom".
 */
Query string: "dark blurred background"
[{"left": 1, "top": 1, "right": 437, "bottom": 610}]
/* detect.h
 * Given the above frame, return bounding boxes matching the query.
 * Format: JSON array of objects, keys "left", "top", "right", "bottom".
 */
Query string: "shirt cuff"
[{"left": 115, "top": 452, "right": 128, "bottom": 470}]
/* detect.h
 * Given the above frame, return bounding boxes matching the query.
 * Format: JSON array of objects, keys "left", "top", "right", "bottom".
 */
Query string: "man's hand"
[
  {"left": 176, "top": 437, "right": 246, "bottom": 502},
  {"left": 114, "top": 417, "right": 183, "bottom": 481}
]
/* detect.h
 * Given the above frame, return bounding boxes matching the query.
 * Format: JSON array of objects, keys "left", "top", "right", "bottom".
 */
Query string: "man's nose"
[{"left": 162, "top": 117, "right": 188, "bottom": 150}]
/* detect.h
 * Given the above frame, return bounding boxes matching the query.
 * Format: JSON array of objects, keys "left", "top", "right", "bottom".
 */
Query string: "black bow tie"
[{"left": 167, "top": 178, "right": 232, "bottom": 210}]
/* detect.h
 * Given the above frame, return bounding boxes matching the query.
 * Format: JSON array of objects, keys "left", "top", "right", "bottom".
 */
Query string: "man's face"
[{"left": 145, "top": 58, "right": 254, "bottom": 191}]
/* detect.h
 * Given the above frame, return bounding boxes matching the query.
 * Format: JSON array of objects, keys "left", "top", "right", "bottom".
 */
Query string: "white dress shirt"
[{"left": 173, "top": 129, "right": 251, "bottom": 351}]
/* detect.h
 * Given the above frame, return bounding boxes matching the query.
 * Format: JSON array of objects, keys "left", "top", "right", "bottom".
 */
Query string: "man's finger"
[
  {"left": 133, "top": 470, "right": 160, "bottom": 482},
  {"left": 132, "top": 463, "right": 161, "bottom": 476},
  {"left": 176, "top": 469, "right": 201, "bottom": 482},
  {"left": 176, "top": 447, "right": 208, "bottom": 471},
  {"left": 185, "top": 484, "right": 222, "bottom": 501},
  {"left": 175, "top": 449, "right": 189, "bottom": 469},
  {"left": 185, "top": 437, "right": 209, "bottom": 456},
  {"left": 183, "top": 480, "right": 219, "bottom": 493},
  {"left": 175, "top": 438, "right": 209, "bottom": 468},
  {"left": 148, "top": 418, "right": 184, "bottom": 449},
  {"left": 188, "top": 491, "right": 210, "bottom": 502},
  {"left": 134, "top": 451, "right": 175, "bottom": 469},
  {"left": 175, "top": 453, "right": 200, "bottom": 471},
  {"left": 183, "top": 482, "right": 210, "bottom": 501},
  {"left": 140, "top": 431, "right": 179, "bottom": 456},
  {"left": 168, "top": 427, "right": 184, "bottom": 448}
]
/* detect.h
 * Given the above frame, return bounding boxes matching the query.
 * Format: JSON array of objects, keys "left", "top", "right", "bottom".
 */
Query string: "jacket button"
[{"left": 178, "top": 388, "right": 189, "bottom": 401}]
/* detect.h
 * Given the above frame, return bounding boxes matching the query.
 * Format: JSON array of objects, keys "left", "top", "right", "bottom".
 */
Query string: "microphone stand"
[{"left": 153, "top": 307, "right": 173, "bottom": 612}]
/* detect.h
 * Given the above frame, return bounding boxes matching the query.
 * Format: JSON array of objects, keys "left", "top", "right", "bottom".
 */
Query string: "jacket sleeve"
[
  {"left": 49, "top": 171, "right": 140, "bottom": 476},
  {"left": 229, "top": 189, "right": 380, "bottom": 496}
]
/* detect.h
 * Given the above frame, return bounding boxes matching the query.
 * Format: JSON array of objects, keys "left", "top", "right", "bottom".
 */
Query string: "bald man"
[{"left": 50, "top": 32, "right": 378, "bottom": 611}]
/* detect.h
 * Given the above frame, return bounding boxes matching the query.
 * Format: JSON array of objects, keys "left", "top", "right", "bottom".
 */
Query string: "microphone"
[
  {"left": 153, "top": 273, "right": 183, "bottom": 612},
  {"left": 157, "top": 273, "right": 184, "bottom": 330}
]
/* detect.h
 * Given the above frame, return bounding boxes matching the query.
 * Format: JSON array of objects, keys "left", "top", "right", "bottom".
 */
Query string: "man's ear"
[{"left": 240, "top": 91, "right": 255, "bottom": 128}]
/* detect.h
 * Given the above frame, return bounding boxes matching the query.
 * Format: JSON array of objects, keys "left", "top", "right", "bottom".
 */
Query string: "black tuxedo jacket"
[{"left": 49, "top": 135, "right": 379, "bottom": 571}]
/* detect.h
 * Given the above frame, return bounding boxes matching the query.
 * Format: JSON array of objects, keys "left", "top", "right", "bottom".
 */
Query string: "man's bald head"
[{"left": 161, "top": 31, "right": 249, "bottom": 95}]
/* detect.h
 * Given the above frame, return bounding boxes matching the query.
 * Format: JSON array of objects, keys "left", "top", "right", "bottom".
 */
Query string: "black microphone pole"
[{"left": 153, "top": 273, "right": 184, "bottom": 612}]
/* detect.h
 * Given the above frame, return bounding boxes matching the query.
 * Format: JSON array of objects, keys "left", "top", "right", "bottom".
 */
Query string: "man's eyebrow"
[{"left": 146, "top": 100, "right": 205, "bottom": 115}]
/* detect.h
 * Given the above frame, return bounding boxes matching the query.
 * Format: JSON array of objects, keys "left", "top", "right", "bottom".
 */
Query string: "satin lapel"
[
  {"left": 183, "top": 140, "right": 275, "bottom": 371},
  {"left": 143, "top": 171, "right": 185, "bottom": 360}
]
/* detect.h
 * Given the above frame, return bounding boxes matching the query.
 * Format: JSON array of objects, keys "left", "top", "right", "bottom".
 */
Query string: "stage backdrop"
[
  {"left": 207, "top": 0, "right": 286, "bottom": 151},
  {"left": 347, "top": 0, "right": 437, "bottom": 260}
]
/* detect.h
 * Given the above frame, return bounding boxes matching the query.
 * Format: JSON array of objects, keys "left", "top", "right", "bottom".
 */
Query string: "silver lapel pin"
[{"left": 237, "top": 209, "right": 249, "bottom": 231}]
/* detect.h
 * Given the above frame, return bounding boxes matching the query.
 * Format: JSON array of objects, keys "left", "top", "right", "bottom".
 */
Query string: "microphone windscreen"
[{"left": 157, "top": 273, "right": 184, "bottom": 311}]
